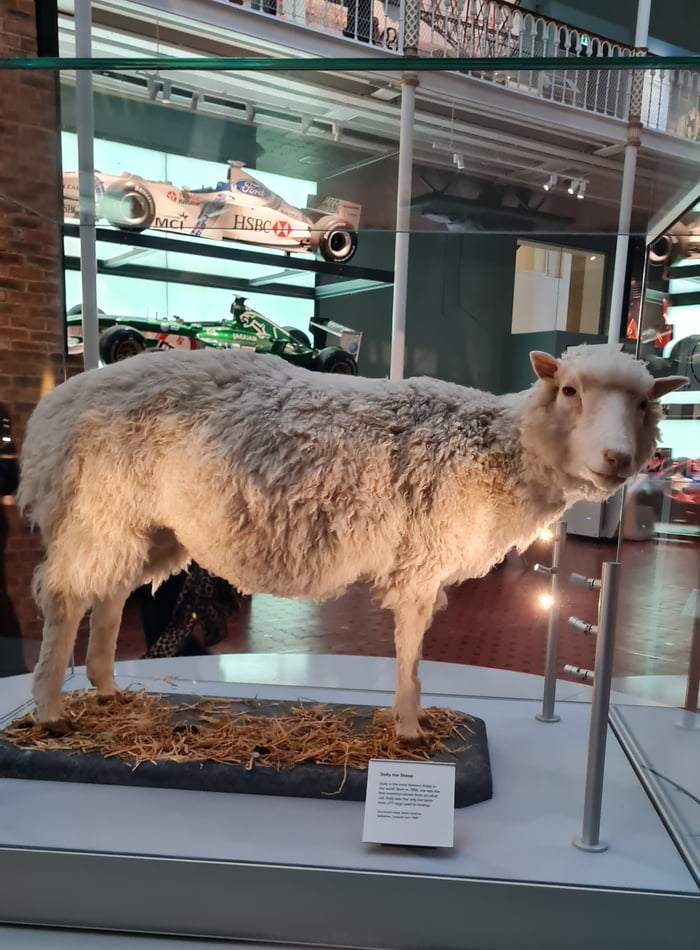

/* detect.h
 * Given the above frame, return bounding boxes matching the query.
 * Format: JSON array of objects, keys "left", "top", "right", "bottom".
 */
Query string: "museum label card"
[{"left": 362, "top": 759, "right": 456, "bottom": 848}]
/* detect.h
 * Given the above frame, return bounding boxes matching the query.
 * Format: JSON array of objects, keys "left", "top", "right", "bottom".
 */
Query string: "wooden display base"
[{"left": 0, "top": 693, "right": 492, "bottom": 808}]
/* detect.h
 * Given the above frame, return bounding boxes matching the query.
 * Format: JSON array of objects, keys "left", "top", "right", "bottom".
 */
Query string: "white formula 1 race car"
[{"left": 63, "top": 161, "right": 361, "bottom": 263}]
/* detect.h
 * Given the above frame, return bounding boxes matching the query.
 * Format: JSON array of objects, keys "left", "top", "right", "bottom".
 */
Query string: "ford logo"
[{"left": 234, "top": 179, "right": 271, "bottom": 199}]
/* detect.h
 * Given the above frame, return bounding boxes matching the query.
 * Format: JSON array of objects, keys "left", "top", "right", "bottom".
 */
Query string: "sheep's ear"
[
  {"left": 651, "top": 376, "right": 689, "bottom": 400},
  {"left": 530, "top": 351, "right": 559, "bottom": 380}
]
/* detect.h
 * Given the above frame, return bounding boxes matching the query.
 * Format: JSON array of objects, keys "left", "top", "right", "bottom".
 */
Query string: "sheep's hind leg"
[
  {"left": 85, "top": 586, "right": 131, "bottom": 703},
  {"left": 33, "top": 589, "right": 88, "bottom": 734},
  {"left": 391, "top": 599, "right": 435, "bottom": 744}
]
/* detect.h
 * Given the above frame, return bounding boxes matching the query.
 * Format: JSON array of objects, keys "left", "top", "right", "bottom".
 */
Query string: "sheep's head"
[{"left": 526, "top": 344, "right": 687, "bottom": 499}]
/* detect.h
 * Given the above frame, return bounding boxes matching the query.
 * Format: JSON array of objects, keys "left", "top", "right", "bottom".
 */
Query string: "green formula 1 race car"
[{"left": 66, "top": 297, "right": 360, "bottom": 374}]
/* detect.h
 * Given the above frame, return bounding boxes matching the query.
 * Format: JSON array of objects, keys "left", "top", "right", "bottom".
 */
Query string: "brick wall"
[{"left": 0, "top": 0, "right": 64, "bottom": 670}]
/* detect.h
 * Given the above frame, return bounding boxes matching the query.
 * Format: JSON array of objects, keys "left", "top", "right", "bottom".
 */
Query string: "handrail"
[{"left": 1, "top": 54, "right": 697, "bottom": 71}]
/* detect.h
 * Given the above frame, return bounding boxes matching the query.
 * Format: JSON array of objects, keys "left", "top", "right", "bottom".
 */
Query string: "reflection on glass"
[
  {"left": 512, "top": 242, "right": 605, "bottom": 335},
  {"left": 615, "top": 204, "right": 699, "bottom": 708}
]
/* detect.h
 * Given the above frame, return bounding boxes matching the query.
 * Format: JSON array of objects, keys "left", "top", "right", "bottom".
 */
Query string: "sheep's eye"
[
  {"left": 561, "top": 385, "right": 577, "bottom": 396},
  {"left": 640, "top": 399, "right": 648, "bottom": 411}
]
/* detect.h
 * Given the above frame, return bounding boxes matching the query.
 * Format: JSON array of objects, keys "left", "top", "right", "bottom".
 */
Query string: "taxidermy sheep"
[{"left": 18, "top": 344, "right": 687, "bottom": 740}]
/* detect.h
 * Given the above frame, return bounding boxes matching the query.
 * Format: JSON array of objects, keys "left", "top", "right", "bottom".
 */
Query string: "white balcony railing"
[{"left": 233, "top": 0, "right": 700, "bottom": 143}]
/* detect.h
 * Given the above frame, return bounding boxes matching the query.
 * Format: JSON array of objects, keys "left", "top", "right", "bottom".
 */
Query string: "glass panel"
[
  {"left": 611, "top": 198, "right": 700, "bottom": 879},
  {"left": 1, "top": 36, "right": 699, "bottom": 920}
]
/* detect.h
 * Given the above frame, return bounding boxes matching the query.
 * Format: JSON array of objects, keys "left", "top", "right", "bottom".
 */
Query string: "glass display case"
[{"left": 0, "top": 2, "right": 698, "bottom": 945}]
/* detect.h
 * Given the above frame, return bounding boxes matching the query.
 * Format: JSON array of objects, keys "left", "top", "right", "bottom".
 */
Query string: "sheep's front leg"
[
  {"left": 86, "top": 587, "right": 130, "bottom": 702},
  {"left": 391, "top": 599, "right": 435, "bottom": 744},
  {"left": 33, "top": 589, "right": 88, "bottom": 733}
]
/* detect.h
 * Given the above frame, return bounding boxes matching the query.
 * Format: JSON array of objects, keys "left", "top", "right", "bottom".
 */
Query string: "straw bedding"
[{"left": 0, "top": 689, "right": 474, "bottom": 779}]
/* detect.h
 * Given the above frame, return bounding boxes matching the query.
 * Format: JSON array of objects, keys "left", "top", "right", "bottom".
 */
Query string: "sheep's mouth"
[{"left": 585, "top": 468, "right": 629, "bottom": 489}]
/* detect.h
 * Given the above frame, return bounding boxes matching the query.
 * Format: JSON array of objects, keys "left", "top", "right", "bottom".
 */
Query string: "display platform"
[
  {"left": 0, "top": 693, "right": 492, "bottom": 807},
  {"left": 0, "top": 655, "right": 698, "bottom": 950}
]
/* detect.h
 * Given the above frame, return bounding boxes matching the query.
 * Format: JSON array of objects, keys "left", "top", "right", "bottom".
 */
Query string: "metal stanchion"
[
  {"left": 535, "top": 520, "right": 566, "bottom": 723},
  {"left": 573, "top": 561, "right": 621, "bottom": 853}
]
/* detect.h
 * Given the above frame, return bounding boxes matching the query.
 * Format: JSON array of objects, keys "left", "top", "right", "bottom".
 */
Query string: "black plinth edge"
[{"left": 0, "top": 695, "right": 492, "bottom": 808}]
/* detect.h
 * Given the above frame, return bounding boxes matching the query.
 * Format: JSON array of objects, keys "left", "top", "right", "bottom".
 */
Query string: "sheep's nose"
[{"left": 603, "top": 449, "right": 632, "bottom": 474}]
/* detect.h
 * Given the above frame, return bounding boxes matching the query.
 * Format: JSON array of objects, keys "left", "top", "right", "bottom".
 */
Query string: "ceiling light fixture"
[
  {"left": 160, "top": 79, "right": 172, "bottom": 104},
  {"left": 543, "top": 173, "right": 557, "bottom": 191},
  {"left": 331, "top": 122, "right": 342, "bottom": 142},
  {"left": 567, "top": 179, "right": 576, "bottom": 195},
  {"left": 453, "top": 152, "right": 465, "bottom": 170},
  {"left": 146, "top": 74, "right": 157, "bottom": 101},
  {"left": 190, "top": 91, "right": 202, "bottom": 111},
  {"left": 245, "top": 103, "right": 256, "bottom": 123},
  {"left": 300, "top": 116, "right": 312, "bottom": 135},
  {"left": 577, "top": 180, "right": 587, "bottom": 199}
]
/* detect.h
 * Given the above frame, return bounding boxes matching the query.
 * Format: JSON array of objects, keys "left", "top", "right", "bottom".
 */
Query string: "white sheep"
[{"left": 18, "top": 344, "right": 686, "bottom": 741}]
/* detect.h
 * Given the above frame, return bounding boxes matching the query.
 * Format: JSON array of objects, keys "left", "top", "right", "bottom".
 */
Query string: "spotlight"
[
  {"left": 146, "top": 74, "right": 157, "bottom": 101},
  {"left": 300, "top": 116, "right": 312, "bottom": 135},
  {"left": 543, "top": 174, "right": 557, "bottom": 191},
  {"left": 245, "top": 103, "right": 256, "bottom": 123},
  {"left": 160, "top": 79, "right": 172, "bottom": 104},
  {"left": 539, "top": 593, "right": 554, "bottom": 610},
  {"left": 538, "top": 527, "right": 554, "bottom": 542},
  {"left": 190, "top": 91, "right": 202, "bottom": 112},
  {"left": 567, "top": 179, "right": 576, "bottom": 195},
  {"left": 453, "top": 152, "right": 465, "bottom": 170},
  {"left": 331, "top": 122, "right": 342, "bottom": 142},
  {"left": 576, "top": 180, "right": 587, "bottom": 199}
]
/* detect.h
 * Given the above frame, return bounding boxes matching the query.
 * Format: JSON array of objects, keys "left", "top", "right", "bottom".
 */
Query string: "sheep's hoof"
[
  {"left": 42, "top": 716, "right": 73, "bottom": 737},
  {"left": 396, "top": 725, "right": 429, "bottom": 747},
  {"left": 96, "top": 690, "right": 120, "bottom": 706}
]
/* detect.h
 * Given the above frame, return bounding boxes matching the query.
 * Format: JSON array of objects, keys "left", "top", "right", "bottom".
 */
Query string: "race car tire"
[
  {"left": 99, "top": 325, "right": 147, "bottom": 364},
  {"left": 318, "top": 226, "right": 358, "bottom": 264},
  {"left": 67, "top": 304, "right": 105, "bottom": 315},
  {"left": 101, "top": 180, "right": 156, "bottom": 232},
  {"left": 668, "top": 334, "right": 700, "bottom": 387},
  {"left": 648, "top": 229, "right": 689, "bottom": 266},
  {"left": 283, "top": 326, "right": 313, "bottom": 347},
  {"left": 315, "top": 346, "right": 358, "bottom": 375}
]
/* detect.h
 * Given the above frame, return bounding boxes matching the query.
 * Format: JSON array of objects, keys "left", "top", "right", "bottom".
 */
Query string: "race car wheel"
[
  {"left": 668, "top": 334, "right": 700, "bottom": 387},
  {"left": 99, "top": 325, "right": 147, "bottom": 364},
  {"left": 102, "top": 180, "right": 156, "bottom": 232},
  {"left": 648, "top": 234, "right": 676, "bottom": 266},
  {"left": 283, "top": 326, "right": 313, "bottom": 348},
  {"left": 319, "top": 226, "right": 358, "bottom": 264},
  {"left": 315, "top": 346, "right": 358, "bottom": 375}
]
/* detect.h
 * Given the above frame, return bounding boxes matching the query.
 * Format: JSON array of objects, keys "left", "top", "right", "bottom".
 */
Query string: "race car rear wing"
[
  {"left": 309, "top": 317, "right": 362, "bottom": 359},
  {"left": 305, "top": 195, "right": 362, "bottom": 230}
]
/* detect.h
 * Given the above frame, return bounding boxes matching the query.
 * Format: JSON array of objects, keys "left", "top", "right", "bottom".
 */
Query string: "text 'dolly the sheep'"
[{"left": 362, "top": 759, "right": 456, "bottom": 848}]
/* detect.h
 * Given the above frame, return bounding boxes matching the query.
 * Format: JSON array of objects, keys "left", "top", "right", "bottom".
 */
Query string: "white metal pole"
[
  {"left": 633, "top": 0, "right": 652, "bottom": 47},
  {"left": 606, "top": 0, "right": 651, "bottom": 344},
  {"left": 389, "top": 72, "right": 417, "bottom": 380},
  {"left": 573, "top": 561, "right": 621, "bottom": 852},
  {"left": 75, "top": 0, "right": 100, "bottom": 371},
  {"left": 606, "top": 145, "right": 639, "bottom": 344}
]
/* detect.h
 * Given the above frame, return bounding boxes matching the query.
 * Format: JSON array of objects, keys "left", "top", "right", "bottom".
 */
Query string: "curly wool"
[{"left": 18, "top": 344, "right": 658, "bottom": 612}]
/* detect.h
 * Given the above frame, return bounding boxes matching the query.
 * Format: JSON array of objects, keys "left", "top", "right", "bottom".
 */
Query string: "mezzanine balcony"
[{"left": 230, "top": 0, "right": 700, "bottom": 142}]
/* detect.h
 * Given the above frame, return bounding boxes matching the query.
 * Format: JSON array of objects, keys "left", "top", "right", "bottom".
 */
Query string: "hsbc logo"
[{"left": 273, "top": 220, "right": 292, "bottom": 239}]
